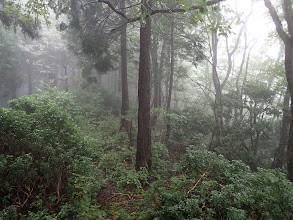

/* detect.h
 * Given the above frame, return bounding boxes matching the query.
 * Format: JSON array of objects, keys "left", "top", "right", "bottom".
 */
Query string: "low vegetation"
[{"left": 1, "top": 89, "right": 292, "bottom": 219}]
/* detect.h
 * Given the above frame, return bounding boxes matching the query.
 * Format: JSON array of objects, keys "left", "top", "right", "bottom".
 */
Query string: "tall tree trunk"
[
  {"left": 151, "top": 30, "right": 159, "bottom": 127},
  {"left": 203, "top": 60, "right": 212, "bottom": 113},
  {"left": 136, "top": 0, "right": 152, "bottom": 171},
  {"left": 285, "top": 42, "right": 293, "bottom": 181},
  {"left": 96, "top": 72, "right": 101, "bottom": 87},
  {"left": 264, "top": 0, "right": 293, "bottom": 182},
  {"left": 120, "top": 0, "right": 132, "bottom": 142},
  {"left": 272, "top": 87, "right": 290, "bottom": 168},
  {"left": 64, "top": 65, "right": 68, "bottom": 92},
  {"left": 236, "top": 27, "right": 248, "bottom": 118},
  {"left": 9, "top": 71, "right": 17, "bottom": 100},
  {"left": 164, "top": 43, "right": 171, "bottom": 109},
  {"left": 240, "top": 41, "right": 256, "bottom": 118},
  {"left": 158, "top": 38, "right": 167, "bottom": 108},
  {"left": 28, "top": 64, "right": 32, "bottom": 95},
  {"left": 165, "top": 20, "right": 175, "bottom": 142},
  {"left": 211, "top": 30, "right": 224, "bottom": 138}
]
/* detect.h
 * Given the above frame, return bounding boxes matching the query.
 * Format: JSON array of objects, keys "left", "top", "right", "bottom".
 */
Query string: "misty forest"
[{"left": 1, "top": 0, "right": 293, "bottom": 219}]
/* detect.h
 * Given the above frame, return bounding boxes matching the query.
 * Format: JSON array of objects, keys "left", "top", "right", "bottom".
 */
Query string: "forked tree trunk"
[{"left": 136, "top": 0, "right": 152, "bottom": 171}]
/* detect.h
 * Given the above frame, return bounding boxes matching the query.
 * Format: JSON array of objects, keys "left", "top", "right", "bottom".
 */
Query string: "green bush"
[
  {"left": 0, "top": 90, "right": 104, "bottom": 218},
  {"left": 167, "top": 107, "right": 212, "bottom": 145},
  {"left": 141, "top": 147, "right": 293, "bottom": 220},
  {"left": 73, "top": 85, "right": 121, "bottom": 119}
]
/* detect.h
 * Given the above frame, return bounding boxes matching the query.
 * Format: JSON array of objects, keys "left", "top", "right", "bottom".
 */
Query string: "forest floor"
[{"left": 97, "top": 144, "right": 186, "bottom": 219}]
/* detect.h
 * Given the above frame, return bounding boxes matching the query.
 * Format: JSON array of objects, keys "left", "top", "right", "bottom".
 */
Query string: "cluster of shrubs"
[
  {"left": 0, "top": 89, "right": 105, "bottom": 219},
  {"left": 1, "top": 88, "right": 293, "bottom": 219},
  {"left": 140, "top": 148, "right": 293, "bottom": 220}
]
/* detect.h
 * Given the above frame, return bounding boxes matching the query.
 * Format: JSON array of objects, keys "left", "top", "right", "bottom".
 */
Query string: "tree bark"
[
  {"left": 211, "top": 29, "right": 224, "bottom": 138},
  {"left": 264, "top": 0, "right": 293, "bottom": 181},
  {"left": 136, "top": 0, "right": 152, "bottom": 171},
  {"left": 273, "top": 87, "right": 290, "bottom": 168},
  {"left": 285, "top": 42, "right": 293, "bottom": 181},
  {"left": 120, "top": 0, "right": 132, "bottom": 142},
  {"left": 151, "top": 30, "right": 159, "bottom": 127},
  {"left": 158, "top": 38, "right": 167, "bottom": 108},
  {"left": 93, "top": 0, "right": 225, "bottom": 172},
  {"left": 165, "top": 19, "right": 175, "bottom": 142}
]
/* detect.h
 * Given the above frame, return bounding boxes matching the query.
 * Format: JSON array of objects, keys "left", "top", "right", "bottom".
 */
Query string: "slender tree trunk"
[
  {"left": 64, "top": 65, "right": 68, "bottom": 92},
  {"left": 203, "top": 60, "right": 211, "bottom": 113},
  {"left": 136, "top": 0, "right": 152, "bottom": 171},
  {"left": 165, "top": 20, "right": 175, "bottom": 142},
  {"left": 272, "top": 87, "right": 290, "bottom": 168},
  {"left": 236, "top": 27, "right": 247, "bottom": 118},
  {"left": 118, "top": 67, "right": 122, "bottom": 93},
  {"left": 240, "top": 42, "right": 255, "bottom": 118},
  {"left": 158, "top": 38, "right": 167, "bottom": 108},
  {"left": 28, "top": 64, "right": 32, "bottom": 95},
  {"left": 120, "top": 0, "right": 132, "bottom": 142},
  {"left": 9, "top": 71, "right": 17, "bottom": 99},
  {"left": 97, "top": 72, "right": 101, "bottom": 87},
  {"left": 264, "top": 0, "right": 293, "bottom": 182},
  {"left": 151, "top": 31, "right": 159, "bottom": 127},
  {"left": 285, "top": 42, "right": 293, "bottom": 181},
  {"left": 164, "top": 43, "right": 171, "bottom": 109},
  {"left": 211, "top": 30, "right": 224, "bottom": 138}
]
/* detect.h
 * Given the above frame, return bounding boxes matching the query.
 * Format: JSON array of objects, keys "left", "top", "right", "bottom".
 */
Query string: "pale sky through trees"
[{"left": 234, "top": 0, "right": 280, "bottom": 59}]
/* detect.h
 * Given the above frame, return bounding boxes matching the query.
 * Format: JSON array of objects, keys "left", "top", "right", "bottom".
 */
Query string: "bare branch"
[
  {"left": 87, "top": 0, "right": 226, "bottom": 32},
  {"left": 186, "top": 172, "right": 208, "bottom": 197},
  {"left": 151, "top": 0, "right": 226, "bottom": 15},
  {"left": 84, "top": 0, "right": 130, "bottom": 20}
]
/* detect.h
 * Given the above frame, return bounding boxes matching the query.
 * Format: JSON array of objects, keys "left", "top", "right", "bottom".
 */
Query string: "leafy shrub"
[
  {"left": 141, "top": 147, "right": 293, "bottom": 220},
  {"left": 9, "top": 86, "right": 78, "bottom": 116},
  {"left": 167, "top": 107, "right": 212, "bottom": 145},
  {"left": 117, "top": 168, "right": 149, "bottom": 190},
  {"left": 151, "top": 142, "right": 169, "bottom": 178},
  {"left": 73, "top": 85, "right": 121, "bottom": 119},
  {"left": 98, "top": 146, "right": 149, "bottom": 190},
  {"left": 0, "top": 90, "right": 104, "bottom": 218}
]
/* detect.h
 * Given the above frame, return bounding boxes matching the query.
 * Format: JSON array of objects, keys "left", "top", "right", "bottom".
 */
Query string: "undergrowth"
[{"left": 1, "top": 88, "right": 293, "bottom": 219}]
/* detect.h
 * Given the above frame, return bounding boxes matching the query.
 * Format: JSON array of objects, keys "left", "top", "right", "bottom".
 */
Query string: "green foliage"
[
  {"left": 98, "top": 146, "right": 150, "bottom": 190},
  {"left": 73, "top": 85, "right": 121, "bottom": 119},
  {"left": 141, "top": 148, "right": 293, "bottom": 220},
  {"left": 1, "top": 0, "right": 46, "bottom": 39},
  {"left": 167, "top": 107, "right": 212, "bottom": 145},
  {"left": 9, "top": 86, "right": 78, "bottom": 115},
  {"left": 219, "top": 81, "right": 279, "bottom": 168},
  {"left": 151, "top": 142, "right": 169, "bottom": 178},
  {"left": 0, "top": 89, "right": 104, "bottom": 218}
]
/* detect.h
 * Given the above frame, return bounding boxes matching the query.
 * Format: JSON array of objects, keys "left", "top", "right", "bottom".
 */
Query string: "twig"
[
  {"left": 112, "top": 192, "right": 131, "bottom": 199},
  {"left": 186, "top": 172, "right": 207, "bottom": 197}
]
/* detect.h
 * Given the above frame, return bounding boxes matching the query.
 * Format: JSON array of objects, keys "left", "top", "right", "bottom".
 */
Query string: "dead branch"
[{"left": 186, "top": 172, "right": 207, "bottom": 197}]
